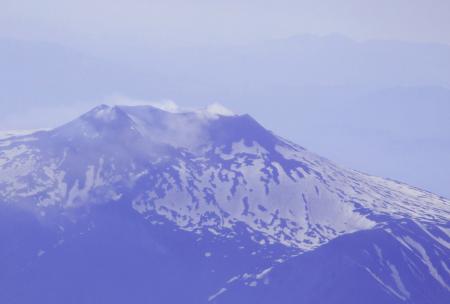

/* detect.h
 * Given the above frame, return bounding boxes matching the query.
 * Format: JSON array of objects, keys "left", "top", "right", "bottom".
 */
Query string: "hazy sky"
[{"left": 2, "top": 0, "right": 450, "bottom": 53}]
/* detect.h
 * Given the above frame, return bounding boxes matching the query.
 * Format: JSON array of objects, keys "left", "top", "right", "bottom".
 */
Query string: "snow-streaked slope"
[
  {"left": 0, "top": 104, "right": 449, "bottom": 303},
  {"left": 215, "top": 219, "right": 450, "bottom": 304},
  {"left": 0, "top": 105, "right": 448, "bottom": 250}
]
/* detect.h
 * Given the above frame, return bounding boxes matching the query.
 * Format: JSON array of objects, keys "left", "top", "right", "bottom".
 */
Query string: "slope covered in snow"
[{"left": 0, "top": 104, "right": 448, "bottom": 303}]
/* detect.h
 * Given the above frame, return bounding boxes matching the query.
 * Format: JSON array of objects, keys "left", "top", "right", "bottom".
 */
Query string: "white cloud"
[
  {"left": 104, "top": 95, "right": 235, "bottom": 118},
  {"left": 105, "top": 95, "right": 180, "bottom": 113},
  {"left": 205, "top": 103, "right": 234, "bottom": 116}
]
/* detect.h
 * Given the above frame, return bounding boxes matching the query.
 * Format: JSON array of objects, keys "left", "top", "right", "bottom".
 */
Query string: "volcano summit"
[{"left": 0, "top": 105, "right": 448, "bottom": 303}]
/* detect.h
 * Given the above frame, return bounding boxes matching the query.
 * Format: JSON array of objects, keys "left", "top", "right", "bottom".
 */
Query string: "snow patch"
[
  {"left": 208, "top": 288, "right": 227, "bottom": 302},
  {"left": 403, "top": 236, "right": 450, "bottom": 291}
]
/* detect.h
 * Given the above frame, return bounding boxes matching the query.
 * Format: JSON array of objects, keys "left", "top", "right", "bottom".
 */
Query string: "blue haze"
[{"left": 0, "top": 2, "right": 449, "bottom": 303}]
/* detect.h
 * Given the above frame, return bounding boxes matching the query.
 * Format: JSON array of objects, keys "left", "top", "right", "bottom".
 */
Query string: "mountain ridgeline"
[{"left": 0, "top": 105, "right": 449, "bottom": 303}]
